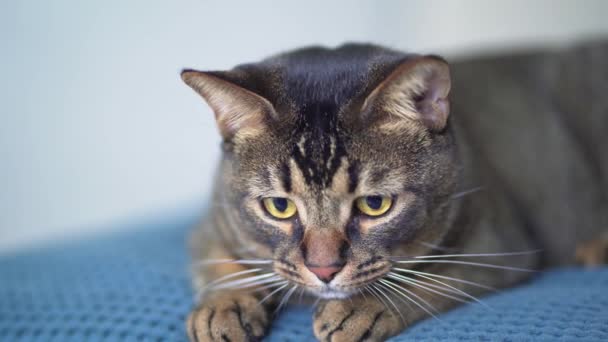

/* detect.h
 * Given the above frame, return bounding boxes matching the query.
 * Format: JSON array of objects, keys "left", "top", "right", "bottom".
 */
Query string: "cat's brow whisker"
[
  {"left": 413, "top": 250, "right": 542, "bottom": 259},
  {"left": 451, "top": 186, "right": 484, "bottom": 199},
  {"left": 212, "top": 272, "right": 278, "bottom": 290},
  {"left": 378, "top": 279, "right": 440, "bottom": 321},
  {"left": 393, "top": 259, "right": 537, "bottom": 272},
  {"left": 387, "top": 273, "right": 471, "bottom": 305},
  {"left": 372, "top": 283, "right": 405, "bottom": 323},
  {"left": 258, "top": 283, "right": 289, "bottom": 306}
]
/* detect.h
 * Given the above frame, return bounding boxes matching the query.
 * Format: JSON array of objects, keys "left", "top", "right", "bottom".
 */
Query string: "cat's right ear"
[{"left": 181, "top": 69, "right": 276, "bottom": 140}]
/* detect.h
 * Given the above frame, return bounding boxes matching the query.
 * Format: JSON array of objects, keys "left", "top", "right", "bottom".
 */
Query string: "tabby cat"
[{"left": 181, "top": 42, "right": 608, "bottom": 341}]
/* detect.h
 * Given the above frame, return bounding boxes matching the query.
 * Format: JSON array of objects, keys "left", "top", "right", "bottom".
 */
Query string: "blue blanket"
[{"left": 1, "top": 213, "right": 606, "bottom": 341}]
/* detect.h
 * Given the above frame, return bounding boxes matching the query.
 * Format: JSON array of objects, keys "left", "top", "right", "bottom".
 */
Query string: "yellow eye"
[
  {"left": 262, "top": 197, "right": 297, "bottom": 219},
  {"left": 356, "top": 196, "right": 393, "bottom": 216}
]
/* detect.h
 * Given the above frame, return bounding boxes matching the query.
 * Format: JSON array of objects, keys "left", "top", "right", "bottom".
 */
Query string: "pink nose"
[{"left": 308, "top": 265, "right": 343, "bottom": 283}]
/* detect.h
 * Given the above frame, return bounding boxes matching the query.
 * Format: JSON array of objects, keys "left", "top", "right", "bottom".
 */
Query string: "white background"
[{"left": 2, "top": 0, "right": 608, "bottom": 253}]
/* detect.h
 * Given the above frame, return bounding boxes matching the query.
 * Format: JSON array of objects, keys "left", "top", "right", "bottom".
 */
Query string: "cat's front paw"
[
  {"left": 313, "top": 298, "right": 402, "bottom": 342},
  {"left": 187, "top": 292, "right": 269, "bottom": 342}
]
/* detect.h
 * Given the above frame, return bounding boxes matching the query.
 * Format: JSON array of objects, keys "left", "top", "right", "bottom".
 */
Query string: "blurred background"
[{"left": 2, "top": 0, "right": 608, "bottom": 254}]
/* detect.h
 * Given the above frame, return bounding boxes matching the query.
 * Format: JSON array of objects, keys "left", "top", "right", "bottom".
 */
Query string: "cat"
[{"left": 181, "top": 42, "right": 608, "bottom": 341}]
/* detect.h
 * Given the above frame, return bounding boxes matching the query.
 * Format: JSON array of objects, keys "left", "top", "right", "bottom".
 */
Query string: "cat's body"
[{"left": 183, "top": 42, "right": 608, "bottom": 341}]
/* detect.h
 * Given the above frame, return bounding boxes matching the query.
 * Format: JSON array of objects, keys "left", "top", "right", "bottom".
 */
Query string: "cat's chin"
[{"left": 310, "top": 287, "right": 354, "bottom": 299}]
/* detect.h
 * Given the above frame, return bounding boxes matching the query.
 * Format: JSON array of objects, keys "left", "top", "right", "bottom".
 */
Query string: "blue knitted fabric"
[{"left": 1, "top": 212, "right": 607, "bottom": 341}]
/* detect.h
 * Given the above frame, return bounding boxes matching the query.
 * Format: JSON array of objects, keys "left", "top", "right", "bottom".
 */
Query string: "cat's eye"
[
  {"left": 262, "top": 197, "right": 297, "bottom": 219},
  {"left": 355, "top": 196, "right": 393, "bottom": 217}
]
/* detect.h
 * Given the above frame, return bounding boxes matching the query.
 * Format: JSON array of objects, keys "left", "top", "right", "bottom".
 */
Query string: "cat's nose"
[{"left": 307, "top": 264, "right": 343, "bottom": 283}]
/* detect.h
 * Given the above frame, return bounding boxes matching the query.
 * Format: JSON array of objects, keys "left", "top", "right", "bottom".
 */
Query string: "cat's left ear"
[
  {"left": 181, "top": 69, "right": 276, "bottom": 140},
  {"left": 362, "top": 56, "right": 451, "bottom": 132}
]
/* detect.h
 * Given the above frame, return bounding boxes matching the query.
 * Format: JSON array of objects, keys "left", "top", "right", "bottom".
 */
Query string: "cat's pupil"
[
  {"left": 366, "top": 196, "right": 383, "bottom": 210},
  {"left": 273, "top": 198, "right": 288, "bottom": 212}
]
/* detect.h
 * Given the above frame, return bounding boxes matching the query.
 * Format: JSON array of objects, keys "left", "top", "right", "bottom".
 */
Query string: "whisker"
[
  {"left": 378, "top": 279, "right": 440, "bottom": 321},
  {"left": 297, "top": 286, "right": 306, "bottom": 304},
  {"left": 374, "top": 279, "right": 413, "bottom": 311},
  {"left": 389, "top": 271, "right": 489, "bottom": 308},
  {"left": 196, "top": 259, "right": 273, "bottom": 267},
  {"left": 451, "top": 186, "right": 484, "bottom": 199},
  {"left": 216, "top": 275, "right": 284, "bottom": 290},
  {"left": 358, "top": 288, "right": 369, "bottom": 302},
  {"left": 365, "top": 285, "right": 389, "bottom": 311},
  {"left": 414, "top": 250, "right": 542, "bottom": 259},
  {"left": 393, "top": 268, "right": 497, "bottom": 291},
  {"left": 221, "top": 276, "right": 285, "bottom": 292},
  {"left": 372, "top": 283, "right": 405, "bottom": 323},
  {"left": 393, "top": 259, "right": 536, "bottom": 272},
  {"left": 204, "top": 268, "right": 262, "bottom": 289},
  {"left": 258, "top": 283, "right": 289, "bottom": 306},
  {"left": 212, "top": 273, "right": 278, "bottom": 290},
  {"left": 275, "top": 285, "right": 298, "bottom": 314},
  {"left": 250, "top": 280, "right": 289, "bottom": 294},
  {"left": 388, "top": 273, "right": 471, "bottom": 305}
]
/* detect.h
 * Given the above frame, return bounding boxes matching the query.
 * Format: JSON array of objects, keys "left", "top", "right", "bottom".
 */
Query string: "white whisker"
[
  {"left": 258, "top": 283, "right": 289, "bottom": 306},
  {"left": 204, "top": 268, "right": 262, "bottom": 289},
  {"left": 379, "top": 279, "right": 440, "bottom": 321},
  {"left": 197, "top": 259, "right": 273, "bottom": 266},
  {"left": 275, "top": 285, "right": 298, "bottom": 314},
  {"left": 375, "top": 279, "right": 413, "bottom": 311},
  {"left": 393, "top": 268, "right": 497, "bottom": 291},
  {"left": 365, "top": 285, "right": 389, "bottom": 311},
  {"left": 388, "top": 273, "right": 471, "bottom": 305},
  {"left": 358, "top": 288, "right": 368, "bottom": 302},
  {"left": 372, "top": 283, "right": 405, "bottom": 322},
  {"left": 389, "top": 271, "right": 489, "bottom": 308},
  {"left": 393, "top": 259, "right": 536, "bottom": 272},
  {"left": 250, "top": 280, "right": 289, "bottom": 293},
  {"left": 414, "top": 250, "right": 542, "bottom": 259},
  {"left": 297, "top": 286, "right": 306, "bottom": 304},
  {"left": 213, "top": 273, "right": 278, "bottom": 290},
  {"left": 451, "top": 186, "right": 484, "bottom": 199}
]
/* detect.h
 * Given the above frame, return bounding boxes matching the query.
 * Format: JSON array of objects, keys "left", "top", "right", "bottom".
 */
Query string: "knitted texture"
[{"left": 1, "top": 213, "right": 607, "bottom": 341}]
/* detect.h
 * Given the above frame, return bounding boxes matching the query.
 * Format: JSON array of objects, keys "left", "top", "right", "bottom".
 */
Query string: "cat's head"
[{"left": 182, "top": 44, "right": 458, "bottom": 299}]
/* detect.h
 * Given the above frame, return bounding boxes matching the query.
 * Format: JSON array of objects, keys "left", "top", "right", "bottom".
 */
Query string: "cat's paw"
[
  {"left": 187, "top": 292, "right": 269, "bottom": 342},
  {"left": 313, "top": 298, "right": 402, "bottom": 342}
]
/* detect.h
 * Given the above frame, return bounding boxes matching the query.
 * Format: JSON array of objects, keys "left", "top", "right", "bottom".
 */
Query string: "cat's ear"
[
  {"left": 181, "top": 69, "right": 276, "bottom": 140},
  {"left": 362, "top": 56, "right": 451, "bottom": 132}
]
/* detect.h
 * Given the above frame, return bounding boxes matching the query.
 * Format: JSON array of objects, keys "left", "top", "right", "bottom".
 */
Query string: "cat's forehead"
[{"left": 234, "top": 44, "right": 413, "bottom": 116}]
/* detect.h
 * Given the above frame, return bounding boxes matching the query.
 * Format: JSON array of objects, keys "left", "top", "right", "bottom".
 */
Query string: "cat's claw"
[{"left": 187, "top": 293, "right": 269, "bottom": 342}]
